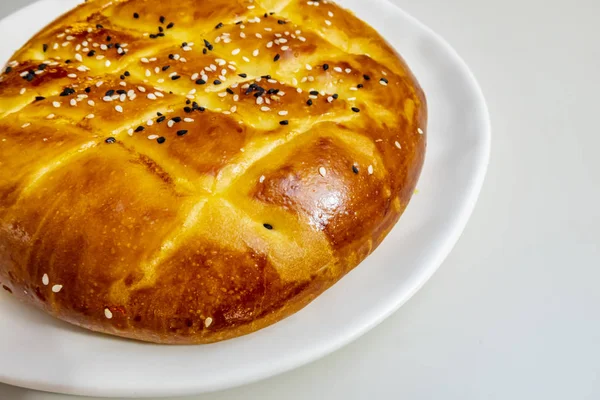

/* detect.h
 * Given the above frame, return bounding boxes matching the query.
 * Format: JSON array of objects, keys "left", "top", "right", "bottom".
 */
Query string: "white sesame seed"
[
  {"left": 191, "top": 73, "right": 199, "bottom": 80},
  {"left": 147, "top": 93, "right": 157, "bottom": 100},
  {"left": 242, "top": 56, "right": 250, "bottom": 62},
  {"left": 306, "top": 64, "right": 313, "bottom": 70},
  {"left": 418, "top": 128, "right": 424, "bottom": 134},
  {"left": 19, "top": 87, "right": 26, "bottom": 95},
  {"left": 255, "top": 33, "right": 262, "bottom": 38},
  {"left": 104, "top": 308, "right": 113, "bottom": 319},
  {"left": 325, "top": 20, "right": 332, "bottom": 26},
  {"left": 266, "top": 41, "right": 273, "bottom": 48},
  {"left": 256, "top": 96, "right": 264, "bottom": 105},
  {"left": 75, "top": 53, "right": 82, "bottom": 62},
  {"left": 253, "top": 49, "right": 259, "bottom": 57},
  {"left": 21, "top": 122, "right": 30, "bottom": 128},
  {"left": 145, "top": 69, "right": 151, "bottom": 77},
  {"left": 95, "top": 80, "right": 104, "bottom": 87},
  {"left": 115, "top": 105, "right": 123, "bottom": 113},
  {"left": 230, "top": 105, "right": 237, "bottom": 113},
  {"left": 260, "top": 106, "right": 270, "bottom": 112},
  {"left": 297, "top": 88, "right": 302, "bottom": 93},
  {"left": 348, "top": 97, "right": 356, "bottom": 101},
  {"left": 205, "top": 317, "right": 213, "bottom": 327},
  {"left": 70, "top": 99, "right": 77, "bottom": 106},
  {"left": 86, "top": 113, "right": 94, "bottom": 119},
  {"left": 119, "top": 81, "right": 127, "bottom": 87},
  {"left": 259, "top": 175, "right": 265, "bottom": 183},
  {"left": 105, "top": 60, "right": 111, "bottom": 68},
  {"left": 46, "top": 113, "right": 55, "bottom": 119},
  {"left": 334, "top": 67, "right": 342, "bottom": 73},
  {"left": 281, "top": 46, "right": 289, "bottom": 51},
  {"left": 328, "top": 11, "right": 334, "bottom": 17},
  {"left": 319, "top": 167, "right": 327, "bottom": 177},
  {"left": 368, "top": 165, "right": 374, "bottom": 175},
  {"left": 231, "top": 48, "right": 241, "bottom": 55},
  {"left": 395, "top": 141, "right": 402, "bottom": 149},
  {"left": 182, "top": 46, "right": 192, "bottom": 52},
  {"left": 167, "top": 120, "right": 175, "bottom": 128},
  {"left": 52, "top": 284, "right": 63, "bottom": 293},
  {"left": 52, "top": 101, "right": 60, "bottom": 108},
  {"left": 137, "top": 86, "right": 146, "bottom": 93},
  {"left": 345, "top": 68, "right": 352, "bottom": 73},
  {"left": 380, "top": 80, "right": 388, "bottom": 86},
  {"left": 102, "top": 96, "right": 112, "bottom": 102},
  {"left": 128, "top": 128, "right": 134, "bottom": 136},
  {"left": 42, "top": 274, "right": 49, "bottom": 286},
  {"left": 278, "top": 110, "right": 288, "bottom": 116},
  {"left": 184, "top": 118, "right": 194, "bottom": 122},
  {"left": 88, "top": 100, "right": 95, "bottom": 106},
  {"left": 67, "top": 73, "right": 77, "bottom": 78},
  {"left": 298, "top": 36, "right": 306, "bottom": 42},
  {"left": 148, "top": 134, "right": 159, "bottom": 140},
  {"left": 218, "top": 92, "right": 227, "bottom": 98},
  {"left": 350, "top": 87, "right": 358, "bottom": 91},
  {"left": 233, "top": 94, "right": 239, "bottom": 101}
]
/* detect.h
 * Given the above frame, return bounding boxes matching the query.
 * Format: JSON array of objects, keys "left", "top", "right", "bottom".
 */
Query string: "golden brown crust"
[{"left": 0, "top": 0, "right": 426, "bottom": 344}]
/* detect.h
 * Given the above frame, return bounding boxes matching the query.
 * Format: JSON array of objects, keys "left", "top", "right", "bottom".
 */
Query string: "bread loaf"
[{"left": 0, "top": 0, "right": 426, "bottom": 343}]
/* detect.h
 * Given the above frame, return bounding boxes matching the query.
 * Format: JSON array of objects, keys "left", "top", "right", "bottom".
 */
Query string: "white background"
[{"left": 1, "top": 0, "right": 599, "bottom": 399}]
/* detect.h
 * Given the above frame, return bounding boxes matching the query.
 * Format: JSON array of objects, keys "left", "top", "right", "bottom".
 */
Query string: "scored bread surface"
[{"left": 0, "top": 0, "right": 426, "bottom": 343}]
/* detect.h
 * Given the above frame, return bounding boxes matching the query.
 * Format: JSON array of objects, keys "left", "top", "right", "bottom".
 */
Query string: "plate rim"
[{"left": 0, "top": 0, "right": 491, "bottom": 396}]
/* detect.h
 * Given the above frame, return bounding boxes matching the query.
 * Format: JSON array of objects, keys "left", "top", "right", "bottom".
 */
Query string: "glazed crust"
[{"left": 0, "top": 0, "right": 426, "bottom": 343}]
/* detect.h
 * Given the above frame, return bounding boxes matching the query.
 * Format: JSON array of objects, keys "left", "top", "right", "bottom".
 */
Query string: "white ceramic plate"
[{"left": 0, "top": 0, "right": 490, "bottom": 397}]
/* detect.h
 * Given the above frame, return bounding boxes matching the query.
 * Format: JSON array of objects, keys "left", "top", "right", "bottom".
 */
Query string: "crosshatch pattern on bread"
[{"left": 0, "top": 0, "right": 426, "bottom": 344}]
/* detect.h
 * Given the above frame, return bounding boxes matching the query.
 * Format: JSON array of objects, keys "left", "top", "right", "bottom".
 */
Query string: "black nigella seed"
[
  {"left": 263, "top": 223, "right": 273, "bottom": 230},
  {"left": 306, "top": 99, "right": 313, "bottom": 106},
  {"left": 120, "top": 74, "right": 125, "bottom": 80},
  {"left": 323, "top": 64, "right": 329, "bottom": 70},
  {"left": 38, "top": 63, "right": 47, "bottom": 70},
  {"left": 106, "top": 35, "right": 112, "bottom": 42},
  {"left": 357, "top": 84, "right": 364, "bottom": 89},
  {"left": 172, "top": 116, "right": 182, "bottom": 123},
  {"left": 279, "top": 120, "right": 289, "bottom": 125},
  {"left": 332, "top": 93, "right": 339, "bottom": 99},
  {"left": 213, "top": 79, "right": 222, "bottom": 85},
  {"left": 107, "top": 43, "right": 114, "bottom": 49},
  {"left": 159, "top": 16, "right": 165, "bottom": 24},
  {"left": 4, "top": 66, "right": 11, "bottom": 74},
  {"left": 134, "top": 125, "right": 145, "bottom": 132},
  {"left": 352, "top": 165, "right": 359, "bottom": 174},
  {"left": 87, "top": 50, "right": 95, "bottom": 57},
  {"left": 198, "top": 106, "right": 206, "bottom": 112},
  {"left": 215, "top": 22, "right": 224, "bottom": 29},
  {"left": 309, "top": 90, "right": 319, "bottom": 96},
  {"left": 25, "top": 72, "right": 35, "bottom": 82},
  {"left": 184, "top": 106, "right": 192, "bottom": 113},
  {"left": 363, "top": 74, "right": 371, "bottom": 80},
  {"left": 133, "top": 12, "right": 139, "bottom": 19},
  {"left": 278, "top": 19, "right": 286, "bottom": 24},
  {"left": 124, "top": 71, "right": 130, "bottom": 76},
  {"left": 105, "top": 137, "right": 116, "bottom": 144},
  {"left": 273, "top": 54, "right": 281, "bottom": 62},
  {"left": 149, "top": 34, "right": 157, "bottom": 39},
  {"left": 105, "top": 89, "right": 115, "bottom": 97},
  {"left": 196, "top": 79, "right": 206, "bottom": 85},
  {"left": 158, "top": 26, "right": 164, "bottom": 33},
  {"left": 168, "top": 54, "right": 175, "bottom": 60},
  {"left": 171, "top": 75, "right": 181, "bottom": 80},
  {"left": 115, "top": 43, "right": 121, "bottom": 49},
  {"left": 202, "top": 48, "right": 207, "bottom": 54},
  {"left": 238, "top": 73, "right": 247, "bottom": 78},
  {"left": 226, "top": 88, "right": 234, "bottom": 95},
  {"left": 270, "top": 12, "right": 275, "bottom": 15},
  {"left": 156, "top": 116, "right": 166, "bottom": 123},
  {"left": 167, "top": 22, "right": 174, "bottom": 29},
  {"left": 352, "top": 107, "right": 360, "bottom": 113},
  {"left": 116, "top": 89, "right": 126, "bottom": 95},
  {"left": 176, "top": 130, "right": 188, "bottom": 136},
  {"left": 157, "top": 32, "right": 165, "bottom": 37},
  {"left": 264, "top": 13, "right": 268, "bottom": 18},
  {"left": 162, "top": 65, "right": 170, "bottom": 71},
  {"left": 186, "top": 99, "right": 191, "bottom": 104},
  {"left": 35, "top": 96, "right": 45, "bottom": 101},
  {"left": 261, "top": 75, "right": 271, "bottom": 79},
  {"left": 157, "top": 112, "right": 163, "bottom": 116},
  {"left": 96, "top": 24, "right": 103, "bottom": 29},
  {"left": 236, "top": 20, "right": 243, "bottom": 25},
  {"left": 181, "top": 42, "right": 187, "bottom": 47},
  {"left": 380, "top": 77, "right": 389, "bottom": 84},
  {"left": 84, "top": 87, "right": 91, "bottom": 93},
  {"left": 43, "top": 43, "right": 48, "bottom": 52},
  {"left": 157, "top": 136, "right": 166, "bottom": 144},
  {"left": 65, "top": 59, "right": 71, "bottom": 64}
]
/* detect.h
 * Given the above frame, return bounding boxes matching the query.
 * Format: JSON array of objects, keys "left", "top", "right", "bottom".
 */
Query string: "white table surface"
[{"left": 1, "top": 0, "right": 599, "bottom": 399}]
